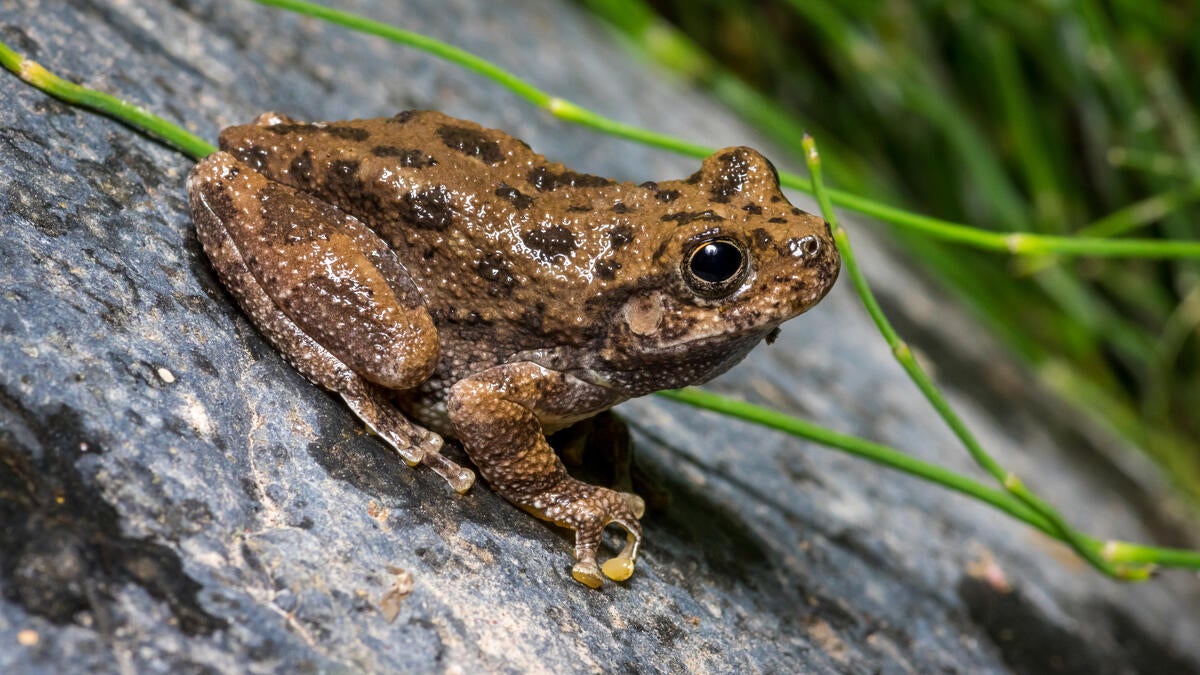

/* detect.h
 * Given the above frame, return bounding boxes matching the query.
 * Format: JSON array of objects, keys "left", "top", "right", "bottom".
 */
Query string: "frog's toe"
[
  {"left": 568, "top": 491, "right": 643, "bottom": 588},
  {"left": 421, "top": 449, "right": 476, "bottom": 494},
  {"left": 571, "top": 559, "right": 605, "bottom": 589},
  {"left": 601, "top": 530, "right": 639, "bottom": 581},
  {"left": 622, "top": 492, "right": 646, "bottom": 519}
]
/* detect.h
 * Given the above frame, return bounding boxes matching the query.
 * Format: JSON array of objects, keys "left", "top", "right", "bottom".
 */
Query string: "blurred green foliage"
[{"left": 582, "top": 0, "right": 1200, "bottom": 499}]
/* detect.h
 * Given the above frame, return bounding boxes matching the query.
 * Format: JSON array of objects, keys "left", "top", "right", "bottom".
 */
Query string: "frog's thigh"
[
  {"left": 188, "top": 153, "right": 475, "bottom": 492},
  {"left": 447, "top": 363, "right": 644, "bottom": 587},
  {"left": 187, "top": 152, "right": 438, "bottom": 391}
]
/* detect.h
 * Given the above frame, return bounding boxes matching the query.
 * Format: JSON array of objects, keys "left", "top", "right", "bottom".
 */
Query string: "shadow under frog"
[{"left": 187, "top": 110, "right": 839, "bottom": 587}]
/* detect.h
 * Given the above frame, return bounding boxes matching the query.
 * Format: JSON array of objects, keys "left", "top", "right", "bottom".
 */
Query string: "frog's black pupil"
[{"left": 691, "top": 241, "right": 743, "bottom": 283}]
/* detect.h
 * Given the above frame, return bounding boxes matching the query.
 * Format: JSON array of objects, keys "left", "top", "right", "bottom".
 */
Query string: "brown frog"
[{"left": 186, "top": 110, "right": 840, "bottom": 587}]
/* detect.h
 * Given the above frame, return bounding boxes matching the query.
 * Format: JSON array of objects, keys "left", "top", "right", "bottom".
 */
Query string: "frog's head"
[{"left": 601, "top": 147, "right": 840, "bottom": 393}]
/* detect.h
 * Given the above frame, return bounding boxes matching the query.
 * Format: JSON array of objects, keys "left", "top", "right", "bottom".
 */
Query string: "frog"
[{"left": 186, "top": 110, "right": 840, "bottom": 588}]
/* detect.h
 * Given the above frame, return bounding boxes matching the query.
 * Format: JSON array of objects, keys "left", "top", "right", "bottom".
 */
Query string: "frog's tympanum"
[{"left": 187, "top": 110, "right": 840, "bottom": 587}]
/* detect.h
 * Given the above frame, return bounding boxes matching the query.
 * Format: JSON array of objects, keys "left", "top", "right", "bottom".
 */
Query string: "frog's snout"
[{"left": 779, "top": 220, "right": 841, "bottom": 311}]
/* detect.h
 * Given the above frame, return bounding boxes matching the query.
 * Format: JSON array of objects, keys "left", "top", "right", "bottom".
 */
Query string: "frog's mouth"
[
  {"left": 591, "top": 322, "right": 775, "bottom": 395},
  {"left": 618, "top": 273, "right": 832, "bottom": 351}
]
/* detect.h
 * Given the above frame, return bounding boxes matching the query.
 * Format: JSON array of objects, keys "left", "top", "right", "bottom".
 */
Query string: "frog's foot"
[
  {"left": 535, "top": 482, "right": 644, "bottom": 588},
  {"left": 343, "top": 384, "right": 476, "bottom": 493}
]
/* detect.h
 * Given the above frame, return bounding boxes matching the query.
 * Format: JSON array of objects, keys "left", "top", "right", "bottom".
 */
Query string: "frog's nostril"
[{"left": 787, "top": 235, "right": 821, "bottom": 259}]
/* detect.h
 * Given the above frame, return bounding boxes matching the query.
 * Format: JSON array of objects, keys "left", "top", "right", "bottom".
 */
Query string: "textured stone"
[{"left": 1, "top": 1, "right": 1198, "bottom": 672}]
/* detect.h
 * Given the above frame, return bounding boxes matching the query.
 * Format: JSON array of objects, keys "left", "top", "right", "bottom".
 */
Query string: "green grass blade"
[{"left": 0, "top": 41, "right": 215, "bottom": 159}]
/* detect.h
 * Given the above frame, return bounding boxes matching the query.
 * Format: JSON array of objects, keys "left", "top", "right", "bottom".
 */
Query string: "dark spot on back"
[
  {"left": 326, "top": 125, "right": 370, "bottom": 141},
  {"left": 290, "top": 150, "right": 313, "bottom": 186},
  {"left": 397, "top": 186, "right": 455, "bottom": 231},
  {"left": 391, "top": 110, "right": 416, "bottom": 124},
  {"left": 527, "top": 167, "right": 556, "bottom": 191},
  {"left": 477, "top": 252, "right": 517, "bottom": 297},
  {"left": 655, "top": 189, "right": 681, "bottom": 202},
  {"left": 610, "top": 202, "right": 631, "bottom": 214},
  {"left": 440, "top": 308, "right": 491, "bottom": 326},
  {"left": 526, "top": 166, "right": 613, "bottom": 192},
  {"left": 321, "top": 160, "right": 373, "bottom": 214},
  {"left": 791, "top": 207, "right": 803, "bottom": 216},
  {"left": 265, "top": 123, "right": 368, "bottom": 142},
  {"left": 568, "top": 204, "right": 593, "bottom": 213},
  {"left": 639, "top": 181, "right": 658, "bottom": 190},
  {"left": 711, "top": 149, "right": 751, "bottom": 203},
  {"left": 768, "top": 217, "right": 787, "bottom": 224},
  {"left": 595, "top": 259, "right": 621, "bottom": 280},
  {"left": 608, "top": 225, "right": 634, "bottom": 250},
  {"left": 563, "top": 171, "right": 613, "bottom": 188},
  {"left": 661, "top": 210, "right": 723, "bottom": 225},
  {"left": 237, "top": 143, "right": 271, "bottom": 172},
  {"left": 742, "top": 203, "right": 763, "bottom": 215},
  {"left": 770, "top": 195, "right": 781, "bottom": 203},
  {"left": 370, "top": 146, "right": 437, "bottom": 168},
  {"left": 437, "top": 124, "right": 504, "bottom": 164},
  {"left": 327, "top": 159, "right": 361, "bottom": 194},
  {"left": 495, "top": 184, "right": 534, "bottom": 210},
  {"left": 523, "top": 225, "right": 577, "bottom": 259},
  {"left": 685, "top": 171, "right": 702, "bottom": 185},
  {"left": 265, "top": 123, "right": 314, "bottom": 136}
]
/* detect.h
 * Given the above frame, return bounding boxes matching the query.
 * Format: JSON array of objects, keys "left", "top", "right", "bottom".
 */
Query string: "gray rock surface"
[{"left": 1, "top": 0, "right": 1198, "bottom": 672}]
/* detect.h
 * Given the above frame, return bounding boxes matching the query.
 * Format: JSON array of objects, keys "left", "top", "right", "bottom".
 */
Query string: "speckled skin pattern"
[{"left": 186, "top": 110, "right": 840, "bottom": 587}]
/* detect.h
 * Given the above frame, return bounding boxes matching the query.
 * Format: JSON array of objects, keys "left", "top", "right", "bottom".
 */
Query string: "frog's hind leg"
[
  {"left": 551, "top": 411, "right": 670, "bottom": 511},
  {"left": 187, "top": 152, "right": 474, "bottom": 493},
  {"left": 449, "top": 363, "right": 645, "bottom": 587}
]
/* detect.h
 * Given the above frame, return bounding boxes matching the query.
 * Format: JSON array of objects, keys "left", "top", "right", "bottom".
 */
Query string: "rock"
[{"left": 1, "top": 1, "right": 1198, "bottom": 672}]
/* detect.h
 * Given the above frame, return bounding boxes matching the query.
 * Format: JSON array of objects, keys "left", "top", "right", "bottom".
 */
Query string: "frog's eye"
[{"left": 684, "top": 238, "right": 749, "bottom": 298}]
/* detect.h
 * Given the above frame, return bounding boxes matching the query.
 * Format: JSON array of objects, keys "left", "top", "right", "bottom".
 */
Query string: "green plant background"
[{"left": 581, "top": 0, "right": 1200, "bottom": 500}]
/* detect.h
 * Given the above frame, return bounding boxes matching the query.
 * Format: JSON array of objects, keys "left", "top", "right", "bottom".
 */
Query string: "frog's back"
[
  {"left": 217, "top": 110, "right": 839, "bottom": 389},
  {"left": 217, "top": 111, "right": 671, "bottom": 356}
]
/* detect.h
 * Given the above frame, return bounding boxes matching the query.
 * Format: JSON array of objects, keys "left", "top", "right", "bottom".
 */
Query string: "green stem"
[
  {"left": 660, "top": 388, "right": 1200, "bottom": 571},
  {"left": 659, "top": 389, "right": 1052, "bottom": 530},
  {"left": 0, "top": 41, "right": 215, "bottom": 159},
  {"left": 802, "top": 133, "right": 1154, "bottom": 580},
  {"left": 1076, "top": 182, "right": 1200, "bottom": 238}
]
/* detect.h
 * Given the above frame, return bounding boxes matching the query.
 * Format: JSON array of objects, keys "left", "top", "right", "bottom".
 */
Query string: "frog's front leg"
[
  {"left": 448, "top": 363, "right": 645, "bottom": 587},
  {"left": 187, "top": 152, "right": 473, "bottom": 492}
]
